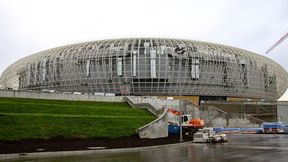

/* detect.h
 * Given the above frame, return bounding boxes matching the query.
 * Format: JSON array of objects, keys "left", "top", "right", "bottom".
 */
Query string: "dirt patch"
[{"left": 0, "top": 134, "right": 193, "bottom": 154}]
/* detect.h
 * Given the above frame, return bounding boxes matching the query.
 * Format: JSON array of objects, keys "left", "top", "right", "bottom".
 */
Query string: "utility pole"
[{"left": 179, "top": 99, "right": 183, "bottom": 142}]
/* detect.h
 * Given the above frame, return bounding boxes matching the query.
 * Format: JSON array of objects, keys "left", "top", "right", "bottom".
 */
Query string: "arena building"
[{"left": 0, "top": 38, "right": 288, "bottom": 102}]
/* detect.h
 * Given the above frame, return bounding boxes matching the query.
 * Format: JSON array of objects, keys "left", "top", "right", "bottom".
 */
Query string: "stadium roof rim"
[{"left": 24, "top": 37, "right": 266, "bottom": 59}]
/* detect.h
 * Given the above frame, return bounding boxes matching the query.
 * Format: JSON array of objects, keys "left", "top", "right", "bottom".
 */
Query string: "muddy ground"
[{"left": 0, "top": 134, "right": 193, "bottom": 154}]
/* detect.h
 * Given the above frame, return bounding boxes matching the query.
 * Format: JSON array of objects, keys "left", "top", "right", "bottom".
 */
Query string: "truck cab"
[{"left": 182, "top": 114, "right": 204, "bottom": 128}]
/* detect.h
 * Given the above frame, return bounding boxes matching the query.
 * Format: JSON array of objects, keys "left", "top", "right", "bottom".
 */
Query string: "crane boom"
[{"left": 266, "top": 32, "right": 288, "bottom": 54}]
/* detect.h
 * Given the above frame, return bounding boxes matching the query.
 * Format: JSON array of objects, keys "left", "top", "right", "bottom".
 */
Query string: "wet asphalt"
[{"left": 4, "top": 134, "right": 288, "bottom": 162}]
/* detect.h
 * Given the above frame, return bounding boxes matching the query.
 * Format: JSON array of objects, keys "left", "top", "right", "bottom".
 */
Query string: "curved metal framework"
[{"left": 0, "top": 38, "right": 288, "bottom": 100}]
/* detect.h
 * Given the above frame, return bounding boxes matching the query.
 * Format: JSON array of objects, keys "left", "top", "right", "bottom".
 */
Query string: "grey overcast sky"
[{"left": 0, "top": 0, "right": 288, "bottom": 100}]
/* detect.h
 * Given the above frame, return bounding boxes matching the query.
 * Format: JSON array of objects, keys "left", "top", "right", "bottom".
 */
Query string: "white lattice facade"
[{"left": 1, "top": 38, "right": 287, "bottom": 100}]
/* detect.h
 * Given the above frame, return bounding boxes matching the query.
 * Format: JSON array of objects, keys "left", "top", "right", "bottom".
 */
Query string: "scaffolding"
[{"left": 0, "top": 38, "right": 287, "bottom": 100}]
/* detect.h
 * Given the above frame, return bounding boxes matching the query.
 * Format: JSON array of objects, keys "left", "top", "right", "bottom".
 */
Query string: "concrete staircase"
[
  {"left": 185, "top": 100, "right": 264, "bottom": 128},
  {"left": 201, "top": 101, "right": 277, "bottom": 122},
  {"left": 125, "top": 96, "right": 265, "bottom": 133}
]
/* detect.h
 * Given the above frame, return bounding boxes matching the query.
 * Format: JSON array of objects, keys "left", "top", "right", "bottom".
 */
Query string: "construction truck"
[
  {"left": 193, "top": 127, "right": 228, "bottom": 143},
  {"left": 262, "top": 122, "right": 285, "bottom": 134},
  {"left": 167, "top": 108, "right": 204, "bottom": 135}
]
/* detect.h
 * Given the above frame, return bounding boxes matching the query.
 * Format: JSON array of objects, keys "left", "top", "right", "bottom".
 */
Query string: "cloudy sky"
[{"left": 0, "top": 0, "right": 287, "bottom": 100}]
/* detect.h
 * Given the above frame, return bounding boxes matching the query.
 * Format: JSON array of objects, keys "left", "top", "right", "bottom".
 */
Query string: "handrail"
[
  {"left": 245, "top": 114, "right": 264, "bottom": 124},
  {"left": 123, "top": 96, "right": 162, "bottom": 116},
  {"left": 187, "top": 99, "right": 264, "bottom": 127},
  {"left": 207, "top": 105, "right": 228, "bottom": 115},
  {"left": 186, "top": 99, "right": 228, "bottom": 115},
  {"left": 185, "top": 99, "right": 199, "bottom": 108}
]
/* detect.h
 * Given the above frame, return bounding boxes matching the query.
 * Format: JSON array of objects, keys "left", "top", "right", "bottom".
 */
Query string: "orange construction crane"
[{"left": 266, "top": 31, "right": 288, "bottom": 54}]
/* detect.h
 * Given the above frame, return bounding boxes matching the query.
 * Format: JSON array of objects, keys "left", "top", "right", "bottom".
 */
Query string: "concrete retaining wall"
[
  {"left": 201, "top": 105, "right": 262, "bottom": 127},
  {"left": 124, "top": 96, "right": 168, "bottom": 138},
  {"left": 186, "top": 100, "right": 262, "bottom": 128},
  {"left": 126, "top": 96, "right": 181, "bottom": 110},
  {"left": 277, "top": 102, "right": 288, "bottom": 123},
  {"left": 127, "top": 97, "right": 262, "bottom": 129},
  {"left": 136, "top": 108, "right": 168, "bottom": 139},
  {"left": 0, "top": 90, "right": 123, "bottom": 102}
]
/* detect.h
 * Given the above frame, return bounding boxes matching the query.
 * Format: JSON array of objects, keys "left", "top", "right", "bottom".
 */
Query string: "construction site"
[
  {"left": 0, "top": 35, "right": 288, "bottom": 140},
  {"left": 1, "top": 35, "right": 288, "bottom": 130},
  {"left": 1, "top": 0, "right": 288, "bottom": 161}
]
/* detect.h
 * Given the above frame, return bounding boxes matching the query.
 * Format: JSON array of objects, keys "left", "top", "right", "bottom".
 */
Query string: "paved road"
[{"left": 4, "top": 134, "right": 288, "bottom": 162}]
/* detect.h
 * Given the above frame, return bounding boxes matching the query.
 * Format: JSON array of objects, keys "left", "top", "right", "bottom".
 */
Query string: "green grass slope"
[{"left": 0, "top": 97, "right": 156, "bottom": 140}]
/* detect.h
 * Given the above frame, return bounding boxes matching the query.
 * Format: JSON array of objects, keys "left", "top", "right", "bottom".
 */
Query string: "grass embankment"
[{"left": 0, "top": 97, "right": 156, "bottom": 141}]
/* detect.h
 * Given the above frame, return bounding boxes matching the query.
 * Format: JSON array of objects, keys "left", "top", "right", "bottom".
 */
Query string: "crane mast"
[{"left": 266, "top": 32, "right": 288, "bottom": 54}]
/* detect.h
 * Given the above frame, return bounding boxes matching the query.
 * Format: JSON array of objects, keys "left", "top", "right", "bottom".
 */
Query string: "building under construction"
[{"left": 0, "top": 38, "right": 288, "bottom": 104}]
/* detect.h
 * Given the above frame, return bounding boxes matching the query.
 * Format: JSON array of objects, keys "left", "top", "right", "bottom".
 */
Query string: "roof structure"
[{"left": 1, "top": 38, "right": 287, "bottom": 100}]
